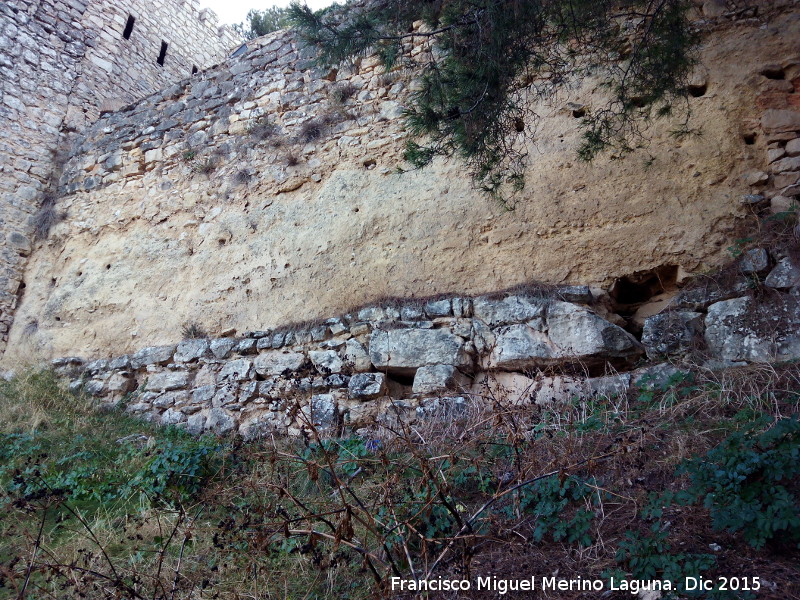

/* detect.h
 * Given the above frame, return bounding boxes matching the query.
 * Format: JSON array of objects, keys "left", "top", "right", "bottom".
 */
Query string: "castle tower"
[{"left": 0, "top": 0, "right": 240, "bottom": 352}]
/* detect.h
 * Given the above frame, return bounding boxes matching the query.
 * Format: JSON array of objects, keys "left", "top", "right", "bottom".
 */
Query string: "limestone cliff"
[{"left": 2, "top": 5, "right": 799, "bottom": 363}]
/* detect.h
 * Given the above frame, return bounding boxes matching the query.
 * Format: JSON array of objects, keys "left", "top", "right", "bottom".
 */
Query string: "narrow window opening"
[
  {"left": 157, "top": 41, "right": 168, "bottom": 66},
  {"left": 123, "top": 14, "right": 135, "bottom": 39},
  {"left": 191, "top": 65, "right": 198, "bottom": 75}
]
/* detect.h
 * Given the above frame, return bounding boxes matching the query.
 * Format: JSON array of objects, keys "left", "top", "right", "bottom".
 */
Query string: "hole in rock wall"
[
  {"left": 191, "top": 65, "right": 198, "bottom": 75},
  {"left": 157, "top": 41, "right": 168, "bottom": 66},
  {"left": 386, "top": 371, "right": 415, "bottom": 390},
  {"left": 743, "top": 132, "right": 756, "bottom": 145},
  {"left": 688, "top": 82, "right": 707, "bottom": 97},
  {"left": 760, "top": 65, "right": 785, "bottom": 80},
  {"left": 610, "top": 265, "right": 679, "bottom": 314},
  {"left": 123, "top": 15, "right": 135, "bottom": 40}
]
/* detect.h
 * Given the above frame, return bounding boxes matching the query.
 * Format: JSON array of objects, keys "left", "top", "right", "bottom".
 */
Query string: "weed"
[
  {"left": 616, "top": 524, "right": 717, "bottom": 593},
  {"left": 1, "top": 363, "right": 798, "bottom": 598},
  {"left": 233, "top": 169, "right": 251, "bottom": 185},
  {"left": 249, "top": 116, "right": 279, "bottom": 141},
  {"left": 298, "top": 118, "right": 325, "bottom": 143},
  {"left": 181, "top": 321, "right": 207, "bottom": 339},
  {"left": 284, "top": 151, "right": 300, "bottom": 167},
  {"left": 32, "top": 194, "right": 65, "bottom": 240},
  {"left": 678, "top": 416, "right": 800, "bottom": 550},
  {"left": 329, "top": 82, "right": 357, "bottom": 105}
]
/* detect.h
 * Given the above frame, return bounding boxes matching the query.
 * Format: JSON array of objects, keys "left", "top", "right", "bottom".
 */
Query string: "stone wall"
[
  {"left": 53, "top": 264, "right": 799, "bottom": 437},
  {"left": 5, "top": 7, "right": 800, "bottom": 363},
  {"left": 0, "top": 0, "right": 238, "bottom": 353}
]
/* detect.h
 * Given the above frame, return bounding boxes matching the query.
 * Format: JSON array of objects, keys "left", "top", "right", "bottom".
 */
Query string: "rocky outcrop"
[{"left": 643, "top": 247, "right": 800, "bottom": 365}]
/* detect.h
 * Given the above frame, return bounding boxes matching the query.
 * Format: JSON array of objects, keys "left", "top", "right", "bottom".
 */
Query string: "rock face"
[
  {"left": 705, "top": 296, "right": 800, "bottom": 363},
  {"left": 7, "top": 13, "right": 800, "bottom": 361}
]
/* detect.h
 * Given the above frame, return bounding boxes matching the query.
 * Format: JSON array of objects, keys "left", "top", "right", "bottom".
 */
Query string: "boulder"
[
  {"left": 301, "top": 394, "right": 339, "bottom": 430},
  {"left": 487, "top": 303, "right": 640, "bottom": 369},
  {"left": 424, "top": 298, "right": 452, "bottom": 318},
  {"left": 369, "top": 328, "right": 472, "bottom": 374},
  {"left": 234, "top": 338, "right": 257, "bottom": 355},
  {"left": 765, "top": 257, "right": 800, "bottom": 289},
  {"left": 210, "top": 337, "right": 236, "bottom": 359},
  {"left": 669, "top": 279, "right": 750, "bottom": 310},
  {"left": 84, "top": 358, "right": 110, "bottom": 375},
  {"left": 546, "top": 302, "right": 640, "bottom": 359},
  {"left": 739, "top": 248, "right": 770, "bottom": 274},
  {"left": 556, "top": 285, "right": 593, "bottom": 304},
  {"left": 472, "top": 294, "right": 547, "bottom": 327},
  {"left": 145, "top": 371, "right": 190, "bottom": 392},
  {"left": 412, "top": 364, "right": 467, "bottom": 395},
  {"left": 206, "top": 408, "right": 235, "bottom": 434},
  {"left": 253, "top": 351, "right": 305, "bottom": 376},
  {"left": 109, "top": 355, "right": 131, "bottom": 370},
  {"left": 452, "top": 297, "right": 473, "bottom": 318},
  {"left": 218, "top": 358, "right": 254, "bottom": 381},
  {"left": 130, "top": 345, "right": 176, "bottom": 369},
  {"left": 641, "top": 311, "right": 704, "bottom": 359},
  {"left": 488, "top": 325, "right": 554, "bottom": 369},
  {"left": 348, "top": 372, "right": 387, "bottom": 400},
  {"left": 186, "top": 413, "right": 207, "bottom": 435},
  {"left": 705, "top": 295, "right": 800, "bottom": 362},
  {"left": 343, "top": 339, "right": 372, "bottom": 371},
  {"left": 632, "top": 363, "right": 685, "bottom": 390},
  {"left": 106, "top": 372, "right": 136, "bottom": 394},
  {"left": 84, "top": 379, "right": 106, "bottom": 396},
  {"left": 174, "top": 338, "right": 210, "bottom": 362},
  {"left": 161, "top": 408, "right": 186, "bottom": 426},
  {"left": 415, "top": 396, "right": 468, "bottom": 421},
  {"left": 309, "top": 350, "right": 344, "bottom": 374},
  {"left": 191, "top": 385, "right": 216, "bottom": 405}
]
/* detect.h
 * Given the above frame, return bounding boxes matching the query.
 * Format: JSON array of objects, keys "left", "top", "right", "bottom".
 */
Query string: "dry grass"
[
  {"left": 1, "top": 363, "right": 798, "bottom": 599},
  {"left": 0, "top": 367, "right": 90, "bottom": 433}
]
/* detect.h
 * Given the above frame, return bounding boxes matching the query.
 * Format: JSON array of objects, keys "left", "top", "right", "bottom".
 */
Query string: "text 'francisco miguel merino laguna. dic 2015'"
[{"left": 390, "top": 575, "right": 763, "bottom": 595}]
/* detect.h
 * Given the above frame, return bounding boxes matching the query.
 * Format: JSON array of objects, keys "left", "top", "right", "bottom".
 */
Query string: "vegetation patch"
[{"left": 0, "top": 364, "right": 798, "bottom": 598}]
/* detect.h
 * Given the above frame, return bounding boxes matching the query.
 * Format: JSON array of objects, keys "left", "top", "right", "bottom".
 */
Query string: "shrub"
[
  {"left": 678, "top": 416, "right": 800, "bottom": 549},
  {"left": 290, "top": 0, "right": 698, "bottom": 203},
  {"left": 511, "top": 475, "right": 597, "bottom": 546},
  {"left": 616, "top": 524, "right": 717, "bottom": 591}
]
